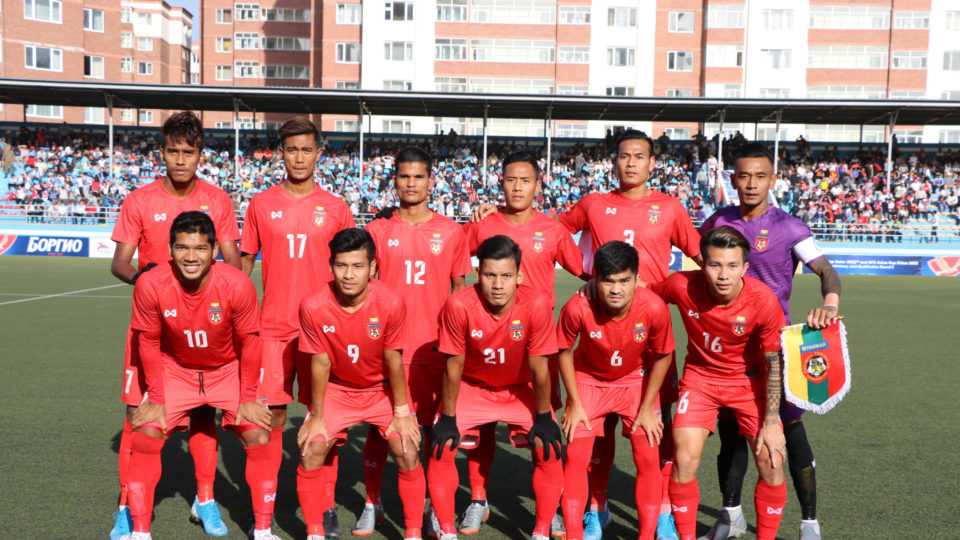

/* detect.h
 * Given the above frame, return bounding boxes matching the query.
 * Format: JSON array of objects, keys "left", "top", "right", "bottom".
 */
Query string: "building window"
[
  {"left": 84, "top": 55, "right": 104, "bottom": 78},
  {"left": 26, "top": 104, "right": 63, "bottom": 118},
  {"left": 705, "top": 83, "right": 742, "bottom": 98},
  {"left": 336, "top": 4, "right": 361, "bottom": 24},
  {"left": 894, "top": 11, "right": 929, "bottom": 29},
  {"left": 434, "top": 117, "right": 466, "bottom": 134},
  {"left": 436, "top": 38, "right": 467, "bottom": 60},
  {"left": 761, "top": 49, "right": 791, "bottom": 70},
  {"left": 261, "top": 65, "right": 309, "bottom": 79},
  {"left": 216, "top": 8, "right": 232, "bottom": 23},
  {"left": 24, "top": 45, "right": 62, "bottom": 71},
  {"left": 121, "top": 6, "right": 132, "bottom": 22},
  {"left": 215, "top": 65, "right": 232, "bottom": 80},
  {"left": 558, "top": 46, "right": 589, "bottom": 64},
  {"left": 667, "top": 51, "right": 693, "bottom": 72},
  {"left": 215, "top": 121, "right": 232, "bottom": 129},
  {"left": 944, "top": 51, "right": 960, "bottom": 71},
  {"left": 607, "top": 7, "right": 636, "bottom": 27},
  {"left": 437, "top": 0, "right": 467, "bottom": 22},
  {"left": 383, "top": 80, "right": 413, "bottom": 91},
  {"left": 138, "top": 13, "right": 152, "bottom": 25},
  {"left": 235, "top": 32, "right": 260, "bottom": 50},
  {"left": 121, "top": 108, "right": 135, "bottom": 121},
  {"left": 384, "top": 1, "right": 413, "bottom": 21},
  {"left": 84, "top": 107, "right": 105, "bottom": 124},
  {"left": 706, "top": 44, "right": 743, "bottom": 67},
  {"left": 470, "top": 39, "right": 555, "bottom": 63},
  {"left": 557, "top": 85, "right": 588, "bottom": 95},
  {"left": 666, "top": 89, "right": 693, "bottom": 98},
  {"left": 948, "top": 12, "right": 960, "bottom": 31},
  {"left": 758, "top": 88, "right": 789, "bottom": 98},
  {"left": 191, "top": 73, "right": 199, "bottom": 84},
  {"left": 890, "top": 91, "right": 924, "bottom": 99},
  {"left": 336, "top": 43, "right": 361, "bottom": 63},
  {"left": 892, "top": 51, "right": 927, "bottom": 69},
  {"left": 261, "top": 8, "right": 310, "bottom": 22},
  {"left": 262, "top": 37, "right": 310, "bottom": 51},
  {"left": 557, "top": 123, "right": 587, "bottom": 138},
  {"left": 120, "top": 57, "right": 132, "bottom": 73},
  {"left": 707, "top": 5, "right": 744, "bottom": 28},
  {"left": 138, "top": 38, "right": 153, "bottom": 51},
  {"left": 121, "top": 32, "right": 133, "bottom": 48},
  {"left": 664, "top": 128, "right": 691, "bottom": 140},
  {"left": 809, "top": 46, "right": 887, "bottom": 69},
  {"left": 384, "top": 41, "right": 413, "bottom": 61},
  {"left": 234, "top": 61, "right": 259, "bottom": 78},
  {"left": 216, "top": 37, "right": 232, "bottom": 52},
  {"left": 383, "top": 120, "right": 412, "bottom": 133},
  {"left": 435, "top": 77, "right": 467, "bottom": 92},
  {"left": 138, "top": 62, "right": 153, "bottom": 75},
  {"left": 336, "top": 81, "right": 360, "bottom": 89},
  {"left": 809, "top": 6, "right": 889, "bottom": 30},
  {"left": 806, "top": 86, "right": 886, "bottom": 99},
  {"left": 24, "top": 0, "right": 62, "bottom": 23},
  {"left": 607, "top": 47, "right": 636, "bottom": 67},
  {"left": 139, "top": 110, "right": 153, "bottom": 124},
  {"left": 763, "top": 9, "right": 793, "bottom": 30},
  {"left": 669, "top": 12, "right": 694, "bottom": 33},
  {"left": 335, "top": 120, "right": 360, "bottom": 132},
  {"left": 83, "top": 8, "right": 104, "bottom": 31},
  {"left": 472, "top": 0, "right": 555, "bottom": 24},
  {"left": 606, "top": 86, "right": 634, "bottom": 97},
  {"left": 471, "top": 78, "right": 553, "bottom": 94},
  {"left": 559, "top": 5, "right": 589, "bottom": 24},
  {"left": 235, "top": 4, "right": 260, "bottom": 21}
]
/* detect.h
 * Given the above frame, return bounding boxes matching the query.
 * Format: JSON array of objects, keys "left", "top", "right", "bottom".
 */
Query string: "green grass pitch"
[{"left": 0, "top": 256, "right": 958, "bottom": 538}]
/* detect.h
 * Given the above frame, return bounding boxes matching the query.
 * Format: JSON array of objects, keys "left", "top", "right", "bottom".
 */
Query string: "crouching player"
[
  {"left": 557, "top": 241, "right": 675, "bottom": 540},
  {"left": 648, "top": 227, "right": 787, "bottom": 540},
  {"left": 296, "top": 228, "right": 425, "bottom": 540},
  {"left": 123, "top": 211, "right": 271, "bottom": 540},
  {"left": 428, "top": 235, "right": 564, "bottom": 540}
]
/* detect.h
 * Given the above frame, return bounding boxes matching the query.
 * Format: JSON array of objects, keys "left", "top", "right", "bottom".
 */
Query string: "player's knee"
[
  {"left": 394, "top": 450, "right": 420, "bottom": 471},
  {"left": 270, "top": 406, "right": 287, "bottom": 429},
  {"left": 300, "top": 440, "right": 330, "bottom": 469},
  {"left": 673, "top": 445, "right": 702, "bottom": 479},
  {"left": 239, "top": 428, "right": 270, "bottom": 447}
]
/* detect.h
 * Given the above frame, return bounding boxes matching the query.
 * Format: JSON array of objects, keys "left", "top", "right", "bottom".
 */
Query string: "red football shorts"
[
  {"left": 121, "top": 325, "right": 147, "bottom": 406},
  {"left": 568, "top": 381, "right": 660, "bottom": 440},
  {"left": 259, "top": 338, "right": 301, "bottom": 406},
  {"left": 672, "top": 377, "right": 766, "bottom": 437},
  {"left": 405, "top": 363, "right": 443, "bottom": 427},
  {"left": 438, "top": 382, "right": 553, "bottom": 448},
  {"left": 307, "top": 385, "right": 400, "bottom": 442},
  {"left": 140, "top": 359, "right": 239, "bottom": 433}
]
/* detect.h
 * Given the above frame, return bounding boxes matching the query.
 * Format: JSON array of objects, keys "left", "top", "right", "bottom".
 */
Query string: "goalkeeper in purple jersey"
[{"left": 697, "top": 143, "right": 841, "bottom": 540}]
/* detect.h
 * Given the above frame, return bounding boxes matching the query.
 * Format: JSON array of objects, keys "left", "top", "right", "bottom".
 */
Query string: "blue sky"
[{"left": 167, "top": 0, "right": 200, "bottom": 40}]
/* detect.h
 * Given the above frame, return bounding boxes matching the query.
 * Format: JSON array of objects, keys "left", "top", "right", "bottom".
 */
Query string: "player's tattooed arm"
[
  {"left": 806, "top": 256, "right": 841, "bottom": 329},
  {"left": 755, "top": 349, "right": 787, "bottom": 468}
]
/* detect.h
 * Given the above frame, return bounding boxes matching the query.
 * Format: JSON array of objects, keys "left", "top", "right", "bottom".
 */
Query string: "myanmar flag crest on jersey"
[{"left": 781, "top": 319, "right": 851, "bottom": 414}]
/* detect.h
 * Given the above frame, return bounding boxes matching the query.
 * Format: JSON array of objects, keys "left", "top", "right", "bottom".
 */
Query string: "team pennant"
[{"left": 780, "top": 319, "right": 851, "bottom": 414}]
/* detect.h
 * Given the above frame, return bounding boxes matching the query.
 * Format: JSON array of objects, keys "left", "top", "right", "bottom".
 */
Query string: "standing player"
[
  {"left": 356, "top": 146, "right": 471, "bottom": 536},
  {"left": 297, "top": 228, "right": 426, "bottom": 540},
  {"left": 461, "top": 151, "right": 585, "bottom": 537},
  {"left": 428, "top": 235, "right": 564, "bottom": 540},
  {"left": 239, "top": 117, "right": 355, "bottom": 539},
  {"left": 648, "top": 226, "right": 788, "bottom": 540},
  {"left": 109, "top": 112, "right": 241, "bottom": 540},
  {"left": 557, "top": 241, "right": 675, "bottom": 540},
  {"left": 122, "top": 211, "right": 270, "bottom": 540},
  {"left": 698, "top": 143, "right": 841, "bottom": 540}
]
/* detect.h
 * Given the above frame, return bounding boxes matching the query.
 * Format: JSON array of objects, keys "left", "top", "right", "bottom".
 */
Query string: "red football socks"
[
  {"left": 244, "top": 443, "right": 277, "bottom": 530},
  {"left": 531, "top": 446, "right": 564, "bottom": 536},
  {"left": 323, "top": 445, "right": 339, "bottom": 510},
  {"left": 267, "top": 426, "right": 284, "bottom": 484},
  {"left": 118, "top": 418, "right": 133, "bottom": 506},
  {"left": 363, "top": 426, "right": 389, "bottom": 505},
  {"left": 297, "top": 464, "right": 326, "bottom": 537},
  {"left": 426, "top": 445, "right": 459, "bottom": 534},
  {"left": 188, "top": 413, "right": 218, "bottom": 503},
  {"left": 128, "top": 432, "right": 165, "bottom": 533},
  {"left": 398, "top": 464, "right": 427, "bottom": 532},
  {"left": 467, "top": 422, "right": 497, "bottom": 500},
  {"left": 668, "top": 477, "right": 700, "bottom": 540},
  {"left": 630, "top": 433, "right": 662, "bottom": 539},
  {"left": 754, "top": 479, "right": 787, "bottom": 540},
  {"left": 587, "top": 415, "right": 618, "bottom": 509},
  {"left": 561, "top": 438, "right": 593, "bottom": 539},
  {"left": 659, "top": 461, "right": 674, "bottom": 513}
]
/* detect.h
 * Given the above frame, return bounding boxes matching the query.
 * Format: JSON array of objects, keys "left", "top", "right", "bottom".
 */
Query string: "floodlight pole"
[
  {"left": 545, "top": 107, "right": 553, "bottom": 184},
  {"left": 358, "top": 101, "right": 365, "bottom": 187},
  {"left": 886, "top": 110, "right": 899, "bottom": 192},
  {"left": 105, "top": 93, "right": 114, "bottom": 183},
  {"left": 482, "top": 105, "right": 489, "bottom": 188},
  {"left": 233, "top": 98, "right": 240, "bottom": 187},
  {"left": 772, "top": 109, "right": 783, "bottom": 181}
]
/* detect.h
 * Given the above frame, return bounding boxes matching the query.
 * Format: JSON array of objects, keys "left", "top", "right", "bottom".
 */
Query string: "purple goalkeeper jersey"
[{"left": 700, "top": 205, "right": 821, "bottom": 322}]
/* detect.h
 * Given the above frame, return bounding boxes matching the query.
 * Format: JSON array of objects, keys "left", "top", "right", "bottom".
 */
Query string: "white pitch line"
[{"left": 0, "top": 283, "right": 127, "bottom": 306}]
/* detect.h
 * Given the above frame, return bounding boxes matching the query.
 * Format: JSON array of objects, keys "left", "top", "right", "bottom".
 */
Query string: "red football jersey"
[
  {"left": 112, "top": 180, "right": 240, "bottom": 270},
  {"left": 298, "top": 281, "right": 405, "bottom": 393},
  {"left": 131, "top": 261, "right": 259, "bottom": 370},
  {"left": 438, "top": 284, "right": 557, "bottom": 387},
  {"left": 364, "top": 212, "right": 472, "bottom": 365},
  {"left": 649, "top": 272, "right": 784, "bottom": 386},
  {"left": 463, "top": 211, "right": 583, "bottom": 307},
  {"left": 559, "top": 191, "right": 700, "bottom": 283},
  {"left": 240, "top": 185, "right": 356, "bottom": 340},
  {"left": 557, "top": 289, "right": 675, "bottom": 387}
]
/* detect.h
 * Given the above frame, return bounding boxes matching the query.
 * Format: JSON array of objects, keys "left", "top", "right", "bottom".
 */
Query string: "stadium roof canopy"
[{"left": 2, "top": 78, "right": 960, "bottom": 126}]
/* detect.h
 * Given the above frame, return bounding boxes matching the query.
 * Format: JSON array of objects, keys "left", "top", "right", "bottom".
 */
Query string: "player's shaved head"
[
  {"left": 700, "top": 226, "right": 750, "bottom": 263},
  {"left": 329, "top": 228, "right": 376, "bottom": 263},
  {"left": 395, "top": 146, "right": 433, "bottom": 171},
  {"left": 278, "top": 116, "right": 320, "bottom": 147},
  {"left": 594, "top": 241, "right": 639, "bottom": 278},
  {"left": 477, "top": 235, "right": 522, "bottom": 269},
  {"left": 161, "top": 111, "right": 203, "bottom": 149},
  {"left": 615, "top": 129, "right": 654, "bottom": 155},
  {"left": 169, "top": 211, "right": 217, "bottom": 246}
]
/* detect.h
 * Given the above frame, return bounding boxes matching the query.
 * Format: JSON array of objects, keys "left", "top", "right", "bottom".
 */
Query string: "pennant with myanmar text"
[{"left": 780, "top": 319, "right": 851, "bottom": 414}]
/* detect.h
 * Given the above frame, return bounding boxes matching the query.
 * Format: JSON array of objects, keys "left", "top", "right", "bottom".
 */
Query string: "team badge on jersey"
[
  {"left": 648, "top": 205, "right": 661, "bottom": 225},
  {"left": 510, "top": 319, "right": 524, "bottom": 341},
  {"left": 633, "top": 322, "right": 647, "bottom": 342},
  {"left": 732, "top": 315, "right": 747, "bottom": 335},
  {"left": 313, "top": 206, "right": 326, "bottom": 226},
  {"left": 532, "top": 232, "right": 545, "bottom": 253},
  {"left": 430, "top": 233, "right": 443, "bottom": 255},
  {"left": 208, "top": 302, "right": 223, "bottom": 324},
  {"left": 199, "top": 205, "right": 211, "bottom": 215},
  {"left": 755, "top": 229, "right": 770, "bottom": 252},
  {"left": 367, "top": 317, "right": 382, "bottom": 339}
]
